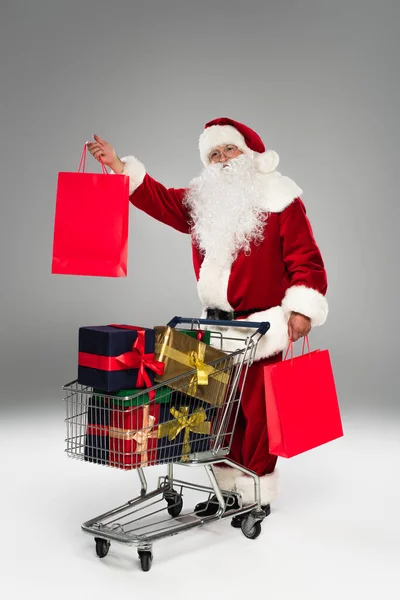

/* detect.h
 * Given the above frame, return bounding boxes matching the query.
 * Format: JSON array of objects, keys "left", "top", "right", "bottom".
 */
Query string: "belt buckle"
[
  {"left": 206, "top": 308, "right": 234, "bottom": 321},
  {"left": 206, "top": 308, "right": 218, "bottom": 320}
]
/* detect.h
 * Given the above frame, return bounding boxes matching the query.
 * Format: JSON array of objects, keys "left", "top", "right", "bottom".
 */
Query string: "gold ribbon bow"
[
  {"left": 188, "top": 347, "right": 215, "bottom": 393},
  {"left": 157, "top": 406, "right": 211, "bottom": 462},
  {"left": 109, "top": 405, "right": 158, "bottom": 467}
]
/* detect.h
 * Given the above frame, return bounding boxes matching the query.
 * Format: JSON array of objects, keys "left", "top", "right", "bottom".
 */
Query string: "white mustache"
[{"left": 207, "top": 154, "right": 254, "bottom": 176}]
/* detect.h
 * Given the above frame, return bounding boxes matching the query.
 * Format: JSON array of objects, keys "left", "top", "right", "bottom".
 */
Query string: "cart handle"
[{"left": 167, "top": 316, "right": 270, "bottom": 336}]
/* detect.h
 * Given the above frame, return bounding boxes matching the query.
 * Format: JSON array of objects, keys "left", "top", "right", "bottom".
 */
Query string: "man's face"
[{"left": 208, "top": 144, "right": 243, "bottom": 165}]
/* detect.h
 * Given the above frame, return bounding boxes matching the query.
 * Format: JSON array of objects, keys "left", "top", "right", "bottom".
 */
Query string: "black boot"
[
  {"left": 194, "top": 494, "right": 240, "bottom": 517},
  {"left": 230, "top": 504, "right": 271, "bottom": 528}
]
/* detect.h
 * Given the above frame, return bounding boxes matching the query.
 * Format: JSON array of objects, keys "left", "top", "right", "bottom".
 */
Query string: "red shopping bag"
[
  {"left": 51, "top": 145, "right": 130, "bottom": 277},
  {"left": 264, "top": 338, "right": 343, "bottom": 458}
]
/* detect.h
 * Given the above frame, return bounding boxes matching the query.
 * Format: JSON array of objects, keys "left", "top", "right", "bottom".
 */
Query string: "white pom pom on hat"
[{"left": 198, "top": 117, "right": 280, "bottom": 174}]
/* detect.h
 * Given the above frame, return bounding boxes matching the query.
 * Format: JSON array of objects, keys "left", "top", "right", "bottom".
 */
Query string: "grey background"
[{"left": 1, "top": 0, "right": 399, "bottom": 413}]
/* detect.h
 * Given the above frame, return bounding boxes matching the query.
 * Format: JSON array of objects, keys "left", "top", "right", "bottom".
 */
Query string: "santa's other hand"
[{"left": 288, "top": 312, "right": 311, "bottom": 342}]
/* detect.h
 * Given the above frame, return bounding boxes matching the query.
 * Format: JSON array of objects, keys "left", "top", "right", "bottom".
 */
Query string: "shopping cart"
[{"left": 64, "top": 316, "right": 270, "bottom": 572}]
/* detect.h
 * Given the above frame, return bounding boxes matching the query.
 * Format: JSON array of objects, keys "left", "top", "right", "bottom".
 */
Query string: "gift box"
[
  {"left": 181, "top": 329, "right": 211, "bottom": 344},
  {"left": 157, "top": 393, "right": 214, "bottom": 463},
  {"left": 84, "top": 394, "right": 109, "bottom": 465},
  {"left": 104, "top": 385, "right": 172, "bottom": 408},
  {"left": 108, "top": 386, "right": 171, "bottom": 469},
  {"left": 78, "top": 324, "right": 164, "bottom": 393},
  {"left": 154, "top": 326, "right": 229, "bottom": 407}
]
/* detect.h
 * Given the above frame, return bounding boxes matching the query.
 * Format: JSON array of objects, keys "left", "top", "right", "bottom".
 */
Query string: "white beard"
[{"left": 184, "top": 154, "right": 268, "bottom": 268}]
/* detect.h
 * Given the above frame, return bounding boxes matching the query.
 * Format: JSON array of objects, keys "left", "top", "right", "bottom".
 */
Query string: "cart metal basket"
[{"left": 64, "top": 316, "right": 270, "bottom": 571}]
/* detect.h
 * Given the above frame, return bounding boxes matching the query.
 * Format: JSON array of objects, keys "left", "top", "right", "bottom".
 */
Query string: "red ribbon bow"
[{"left": 79, "top": 324, "right": 165, "bottom": 400}]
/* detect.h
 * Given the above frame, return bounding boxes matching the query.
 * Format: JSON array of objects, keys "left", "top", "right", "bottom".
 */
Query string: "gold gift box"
[{"left": 154, "top": 326, "right": 230, "bottom": 407}]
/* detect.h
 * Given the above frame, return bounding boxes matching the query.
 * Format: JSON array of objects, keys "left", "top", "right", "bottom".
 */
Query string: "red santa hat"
[{"left": 199, "top": 117, "right": 280, "bottom": 173}]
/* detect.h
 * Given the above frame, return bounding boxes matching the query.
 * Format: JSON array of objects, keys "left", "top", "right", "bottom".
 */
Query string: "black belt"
[{"left": 205, "top": 307, "right": 264, "bottom": 321}]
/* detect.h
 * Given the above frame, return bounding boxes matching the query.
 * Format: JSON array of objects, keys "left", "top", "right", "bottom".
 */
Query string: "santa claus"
[{"left": 87, "top": 117, "right": 328, "bottom": 527}]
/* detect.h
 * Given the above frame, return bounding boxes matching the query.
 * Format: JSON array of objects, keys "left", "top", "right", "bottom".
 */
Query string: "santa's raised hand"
[{"left": 86, "top": 135, "right": 124, "bottom": 174}]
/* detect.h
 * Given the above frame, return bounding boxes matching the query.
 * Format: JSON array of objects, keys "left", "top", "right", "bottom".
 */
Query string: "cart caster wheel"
[
  {"left": 138, "top": 550, "right": 153, "bottom": 572},
  {"left": 241, "top": 517, "right": 262, "bottom": 540},
  {"left": 165, "top": 493, "right": 183, "bottom": 518},
  {"left": 95, "top": 537, "right": 110, "bottom": 558}
]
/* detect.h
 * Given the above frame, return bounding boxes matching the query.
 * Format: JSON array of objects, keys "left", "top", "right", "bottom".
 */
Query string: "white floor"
[{"left": 2, "top": 404, "right": 399, "bottom": 599}]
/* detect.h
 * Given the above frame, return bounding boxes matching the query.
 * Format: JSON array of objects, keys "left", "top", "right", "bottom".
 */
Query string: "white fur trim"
[
  {"left": 199, "top": 125, "right": 252, "bottom": 166},
  {"left": 120, "top": 155, "right": 146, "bottom": 195},
  {"left": 282, "top": 285, "right": 328, "bottom": 327},
  {"left": 256, "top": 171, "right": 303, "bottom": 213},
  {"left": 254, "top": 150, "right": 280, "bottom": 174},
  {"left": 197, "top": 256, "right": 233, "bottom": 312},
  {"left": 213, "top": 466, "right": 242, "bottom": 492},
  {"left": 236, "top": 470, "right": 279, "bottom": 505},
  {"left": 206, "top": 306, "right": 289, "bottom": 362}
]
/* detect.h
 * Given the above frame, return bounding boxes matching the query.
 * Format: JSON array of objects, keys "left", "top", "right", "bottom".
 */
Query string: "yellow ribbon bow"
[
  {"left": 157, "top": 406, "right": 211, "bottom": 462},
  {"left": 188, "top": 346, "right": 215, "bottom": 393}
]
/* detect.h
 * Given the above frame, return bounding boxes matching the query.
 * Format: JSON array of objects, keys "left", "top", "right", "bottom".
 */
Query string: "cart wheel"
[
  {"left": 95, "top": 537, "right": 110, "bottom": 558},
  {"left": 240, "top": 517, "right": 262, "bottom": 540},
  {"left": 138, "top": 550, "right": 153, "bottom": 572},
  {"left": 165, "top": 493, "right": 183, "bottom": 518}
]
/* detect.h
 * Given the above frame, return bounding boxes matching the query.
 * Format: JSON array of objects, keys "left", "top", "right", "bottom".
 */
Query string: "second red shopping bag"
[
  {"left": 264, "top": 339, "right": 343, "bottom": 458},
  {"left": 52, "top": 145, "right": 130, "bottom": 277}
]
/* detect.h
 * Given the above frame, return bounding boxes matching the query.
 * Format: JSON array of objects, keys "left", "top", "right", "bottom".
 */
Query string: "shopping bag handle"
[
  {"left": 167, "top": 316, "right": 270, "bottom": 336},
  {"left": 284, "top": 336, "right": 311, "bottom": 360},
  {"left": 78, "top": 143, "right": 108, "bottom": 175}
]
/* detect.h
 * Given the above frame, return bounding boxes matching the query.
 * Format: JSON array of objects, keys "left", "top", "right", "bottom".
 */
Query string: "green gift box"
[
  {"left": 93, "top": 386, "right": 172, "bottom": 408},
  {"left": 181, "top": 329, "right": 211, "bottom": 344}
]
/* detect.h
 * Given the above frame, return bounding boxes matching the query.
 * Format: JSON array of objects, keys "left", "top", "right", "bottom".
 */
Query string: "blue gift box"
[
  {"left": 78, "top": 325, "right": 157, "bottom": 392},
  {"left": 157, "top": 393, "right": 215, "bottom": 464},
  {"left": 84, "top": 394, "right": 109, "bottom": 465}
]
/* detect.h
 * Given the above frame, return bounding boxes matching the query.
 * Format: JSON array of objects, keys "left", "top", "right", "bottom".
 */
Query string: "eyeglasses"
[{"left": 208, "top": 145, "right": 240, "bottom": 163}]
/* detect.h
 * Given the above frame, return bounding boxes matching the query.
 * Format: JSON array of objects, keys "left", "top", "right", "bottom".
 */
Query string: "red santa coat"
[{"left": 121, "top": 156, "right": 328, "bottom": 362}]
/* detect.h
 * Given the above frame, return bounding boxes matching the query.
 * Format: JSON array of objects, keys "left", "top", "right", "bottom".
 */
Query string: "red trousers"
[{"left": 226, "top": 353, "right": 282, "bottom": 476}]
